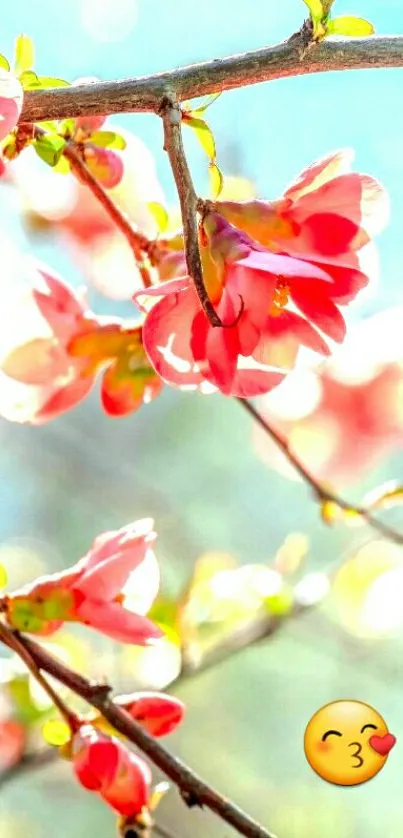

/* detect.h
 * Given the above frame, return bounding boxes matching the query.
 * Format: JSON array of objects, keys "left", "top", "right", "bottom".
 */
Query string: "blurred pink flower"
[
  {"left": 0, "top": 69, "right": 23, "bottom": 143},
  {"left": 0, "top": 260, "right": 162, "bottom": 422}
]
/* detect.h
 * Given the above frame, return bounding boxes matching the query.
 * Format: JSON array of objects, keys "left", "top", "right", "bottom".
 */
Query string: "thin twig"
[
  {"left": 0, "top": 623, "right": 77, "bottom": 728},
  {"left": 30, "top": 125, "right": 155, "bottom": 286},
  {"left": 0, "top": 626, "right": 276, "bottom": 838},
  {"left": 19, "top": 36, "right": 403, "bottom": 124},
  {"left": 161, "top": 98, "right": 221, "bottom": 327},
  {"left": 238, "top": 398, "right": 403, "bottom": 545}
]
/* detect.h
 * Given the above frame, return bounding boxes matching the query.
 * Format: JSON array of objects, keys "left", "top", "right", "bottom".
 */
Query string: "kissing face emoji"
[{"left": 304, "top": 700, "right": 396, "bottom": 786}]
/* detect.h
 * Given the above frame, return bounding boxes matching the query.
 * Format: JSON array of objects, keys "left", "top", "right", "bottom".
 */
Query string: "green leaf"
[
  {"left": 34, "top": 134, "right": 66, "bottom": 167},
  {"left": 0, "top": 54, "right": 10, "bottom": 72},
  {"left": 36, "top": 120, "right": 59, "bottom": 133},
  {"left": 89, "top": 130, "right": 126, "bottom": 150},
  {"left": 23, "top": 76, "right": 70, "bottom": 91},
  {"left": 302, "top": 0, "right": 324, "bottom": 23},
  {"left": 14, "top": 35, "right": 35, "bottom": 75},
  {"left": 191, "top": 92, "right": 221, "bottom": 114},
  {"left": 326, "top": 15, "right": 375, "bottom": 37},
  {"left": 19, "top": 70, "right": 39, "bottom": 90},
  {"left": 7, "top": 674, "right": 49, "bottom": 725},
  {"left": 182, "top": 115, "right": 216, "bottom": 159},
  {"left": 209, "top": 162, "right": 224, "bottom": 198},
  {"left": 148, "top": 202, "right": 169, "bottom": 233},
  {"left": 52, "top": 154, "right": 71, "bottom": 174},
  {"left": 59, "top": 118, "right": 76, "bottom": 139}
]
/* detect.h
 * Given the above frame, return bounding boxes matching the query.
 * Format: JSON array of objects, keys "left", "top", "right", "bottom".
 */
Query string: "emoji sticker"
[{"left": 304, "top": 700, "right": 396, "bottom": 786}]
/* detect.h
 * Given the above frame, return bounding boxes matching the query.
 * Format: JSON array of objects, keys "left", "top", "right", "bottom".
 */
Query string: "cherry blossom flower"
[
  {"left": 4, "top": 519, "right": 162, "bottom": 644},
  {"left": 0, "top": 259, "right": 162, "bottom": 422},
  {"left": 135, "top": 212, "right": 337, "bottom": 396}
]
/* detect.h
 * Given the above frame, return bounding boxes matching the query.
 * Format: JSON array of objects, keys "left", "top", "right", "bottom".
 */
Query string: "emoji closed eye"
[
  {"left": 361, "top": 724, "right": 377, "bottom": 733},
  {"left": 322, "top": 729, "right": 342, "bottom": 741}
]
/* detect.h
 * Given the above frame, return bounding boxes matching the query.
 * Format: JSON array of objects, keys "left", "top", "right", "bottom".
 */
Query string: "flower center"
[{"left": 270, "top": 279, "right": 290, "bottom": 317}]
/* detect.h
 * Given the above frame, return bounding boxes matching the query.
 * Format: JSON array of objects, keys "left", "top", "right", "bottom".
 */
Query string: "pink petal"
[
  {"left": 289, "top": 173, "right": 388, "bottom": 239},
  {"left": 312, "top": 262, "right": 369, "bottom": 302},
  {"left": 284, "top": 150, "right": 354, "bottom": 201},
  {"left": 0, "top": 70, "right": 23, "bottom": 142},
  {"left": 83, "top": 520, "right": 156, "bottom": 570},
  {"left": 254, "top": 311, "right": 330, "bottom": 370},
  {"left": 33, "top": 375, "right": 94, "bottom": 424},
  {"left": 73, "top": 730, "right": 119, "bottom": 791},
  {"left": 75, "top": 523, "right": 155, "bottom": 600},
  {"left": 34, "top": 265, "right": 85, "bottom": 318},
  {"left": 239, "top": 250, "right": 332, "bottom": 282},
  {"left": 102, "top": 751, "right": 151, "bottom": 816},
  {"left": 141, "top": 287, "right": 205, "bottom": 388},
  {"left": 230, "top": 367, "right": 286, "bottom": 398},
  {"left": 290, "top": 280, "right": 346, "bottom": 343},
  {"left": 1, "top": 338, "right": 71, "bottom": 385},
  {"left": 133, "top": 277, "right": 191, "bottom": 313},
  {"left": 76, "top": 600, "right": 163, "bottom": 644},
  {"left": 225, "top": 263, "right": 277, "bottom": 355},
  {"left": 190, "top": 298, "right": 240, "bottom": 395}
]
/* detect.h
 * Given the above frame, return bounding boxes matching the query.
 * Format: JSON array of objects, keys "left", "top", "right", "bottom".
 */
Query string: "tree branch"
[
  {"left": 238, "top": 398, "right": 403, "bottom": 545},
  {"left": 0, "top": 627, "right": 276, "bottom": 838},
  {"left": 161, "top": 98, "right": 221, "bottom": 326},
  {"left": 19, "top": 36, "right": 403, "bottom": 124}
]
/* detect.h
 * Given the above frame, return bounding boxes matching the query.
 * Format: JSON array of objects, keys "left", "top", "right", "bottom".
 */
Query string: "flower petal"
[
  {"left": 283, "top": 150, "right": 354, "bottom": 201},
  {"left": 141, "top": 287, "right": 205, "bottom": 389},
  {"left": 76, "top": 600, "right": 163, "bottom": 644},
  {"left": 290, "top": 280, "right": 346, "bottom": 343}
]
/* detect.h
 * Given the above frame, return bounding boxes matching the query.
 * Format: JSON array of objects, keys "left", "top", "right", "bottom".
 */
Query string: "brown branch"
[
  {"left": 0, "top": 626, "right": 276, "bottom": 838},
  {"left": 19, "top": 36, "right": 403, "bottom": 124},
  {"left": 238, "top": 398, "right": 403, "bottom": 545},
  {"left": 161, "top": 98, "right": 221, "bottom": 327}
]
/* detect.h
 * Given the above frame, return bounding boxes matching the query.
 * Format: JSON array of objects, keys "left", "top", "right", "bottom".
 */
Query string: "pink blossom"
[
  {"left": 72, "top": 725, "right": 152, "bottom": 817},
  {"left": 4, "top": 519, "right": 162, "bottom": 645}
]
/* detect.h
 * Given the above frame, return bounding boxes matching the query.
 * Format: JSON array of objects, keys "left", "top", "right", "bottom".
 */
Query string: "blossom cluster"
[{"left": 0, "top": 67, "right": 390, "bottom": 422}]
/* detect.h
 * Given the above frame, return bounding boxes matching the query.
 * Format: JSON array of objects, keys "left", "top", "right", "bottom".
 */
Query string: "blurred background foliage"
[{"left": 1, "top": 1, "right": 403, "bottom": 837}]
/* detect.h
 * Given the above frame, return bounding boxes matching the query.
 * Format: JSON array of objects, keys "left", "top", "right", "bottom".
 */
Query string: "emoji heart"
[{"left": 369, "top": 733, "right": 396, "bottom": 756}]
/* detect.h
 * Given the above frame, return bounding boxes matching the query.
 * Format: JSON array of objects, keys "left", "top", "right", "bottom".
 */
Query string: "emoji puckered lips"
[
  {"left": 369, "top": 733, "right": 396, "bottom": 756},
  {"left": 304, "top": 699, "right": 396, "bottom": 786}
]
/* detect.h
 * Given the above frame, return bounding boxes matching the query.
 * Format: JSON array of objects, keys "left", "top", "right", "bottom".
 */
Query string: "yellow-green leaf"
[
  {"left": 326, "top": 15, "right": 374, "bottom": 37},
  {"left": 182, "top": 115, "right": 216, "bottom": 159},
  {"left": 148, "top": 202, "right": 169, "bottom": 233},
  {"left": 0, "top": 54, "right": 10, "bottom": 72},
  {"left": 0, "top": 563, "right": 7, "bottom": 588},
  {"left": 25, "top": 76, "right": 70, "bottom": 90},
  {"left": 19, "top": 70, "right": 38, "bottom": 90},
  {"left": 34, "top": 134, "right": 66, "bottom": 167},
  {"left": 88, "top": 130, "right": 126, "bottom": 150},
  {"left": 191, "top": 92, "right": 221, "bottom": 114},
  {"left": 14, "top": 35, "right": 34, "bottom": 75},
  {"left": 52, "top": 154, "right": 71, "bottom": 175},
  {"left": 209, "top": 162, "right": 224, "bottom": 198},
  {"left": 302, "top": 0, "right": 324, "bottom": 23},
  {"left": 42, "top": 719, "right": 71, "bottom": 747}
]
